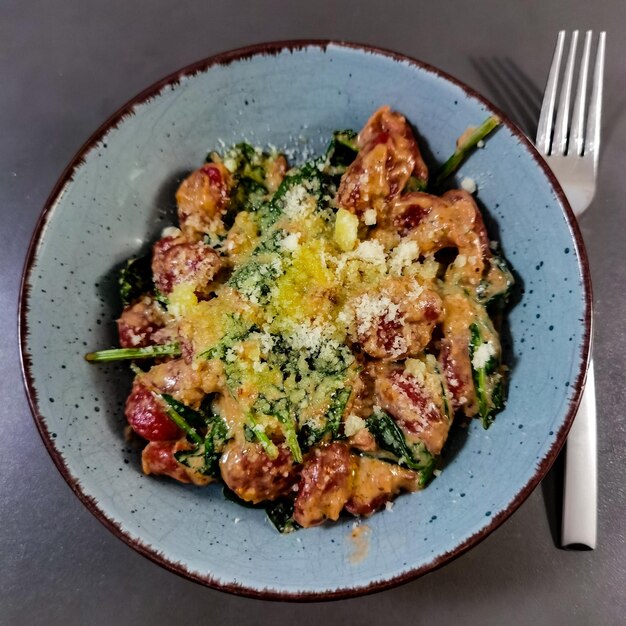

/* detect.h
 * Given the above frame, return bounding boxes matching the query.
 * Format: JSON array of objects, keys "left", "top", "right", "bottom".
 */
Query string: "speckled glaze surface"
[{"left": 19, "top": 41, "right": 590, "bottom": 599}]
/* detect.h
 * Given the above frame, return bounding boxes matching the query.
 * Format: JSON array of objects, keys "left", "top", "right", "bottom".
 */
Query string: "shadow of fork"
[
  {"left": 470, "top": 55, "right": 572, "bottom": 548},
  {"left": 470, "top": 57, "right": 543, "bottom": 139}
]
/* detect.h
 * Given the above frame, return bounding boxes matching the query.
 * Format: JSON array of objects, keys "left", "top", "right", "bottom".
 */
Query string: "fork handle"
[{"left": 561, "top": 358, "right": 597, "bottom": 548}]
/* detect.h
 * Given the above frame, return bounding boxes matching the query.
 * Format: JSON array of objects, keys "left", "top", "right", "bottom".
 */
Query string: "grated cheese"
[
  {"left": 389, "top": 240, "right": 419, "bottom": 275},
  {"left": 281, "top": 232, "right": 301, "bottom": 252},
  {"left": 354, "top": 294, "right": 400, "bottom": 338},
  {"left": 460, "top": 177, "right": 477, "bottom": 194},
  {"left": 363, "top": 209, "right": 377, "bottom": 226},
  {"left": 282, "top": 184, "right": 314, "bottom": 219},
  {"left": 404, "top": 358, "right": 426, "bottom": 383},
  {"left": 344, "top": 414, "right": 366, "bottom": 437},
  {"left": 472, "top": 341, "right": 496, "bottom": 369},
  {"left": 352, "top": 240, "right": 387, "bottom": 266},
  {"left": 161, "top": 226, "right": 181, "bottom": 238}
]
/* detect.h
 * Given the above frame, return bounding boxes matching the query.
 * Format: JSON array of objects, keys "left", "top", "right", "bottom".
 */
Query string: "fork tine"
[
  {"left": 585, "top": 31, "right": 606, "bottom": 165},
  {"left": 571, "top": 31, "right": 593, "bottom": 156},
  {"left": 553, "top": 31, "right": 579, "bottom": 155},
  {"left": 536, "top": 30, "right": 565, "bottom": 154}
]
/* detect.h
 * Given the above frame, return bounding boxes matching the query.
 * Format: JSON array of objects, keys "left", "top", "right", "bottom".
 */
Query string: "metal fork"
[{"left": 536, "top": 30, "right": 606, "bottom": 549}]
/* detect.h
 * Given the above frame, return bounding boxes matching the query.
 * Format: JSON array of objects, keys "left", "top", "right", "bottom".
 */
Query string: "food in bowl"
[{"left": 86, "top": 106, "right": 512, "bottom": 531}]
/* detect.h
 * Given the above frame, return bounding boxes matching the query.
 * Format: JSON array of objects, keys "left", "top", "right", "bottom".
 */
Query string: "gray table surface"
[{"left": 2, "top": 1, "right": 625, "bottom": 624}]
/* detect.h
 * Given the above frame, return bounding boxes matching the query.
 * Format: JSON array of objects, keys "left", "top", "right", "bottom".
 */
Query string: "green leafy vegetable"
[
  {"left": 222, "top": 487, "right": 299, "bottom": 533},
  {"left": 366, "top": 409, "right": 435, "bottom": 486},
  {"left": 265, "top": 498, "right": 300, "bottom": 533},
  {"left": 299, "top": 386, "right": 351, "bottom": 450},
  {"left": 246, "top": 414, "right": 279, "bottom": 460},
  {"left": 476, "top": 255, "right": 515, "bottom": 305},
  {"left": 200, "top": 315, "right": 257, "bottom": 360},
  {"left": 469, "top": 323, "right": 505, "bottom": 428},
  {"left": 118, "top": 255, "right": 153, "bottom": 306},
  {"left": 406, "top": 176, "right": 428, "bottom": 192},
  {"left": 160, "top": 394, "right": 229, "bottom": 477},
  {"left": 160, "top": 394, "right": 203, "bottom": 446},
  {"left": 434, "top": 115, "right": 501, "bottom": 188},
  {"left": 84, "top": 343, "right": 181, "bottom": 363},
  {"left": 325, "top": 130, "right": 358, "bottom": 170},
  {"left": 253, "top": 163, "right": 324, "bottom": 228},
  {"left": 254, "top": 396, "right": 302, "bottom": 463},
  {"left": 227, "top": 259, "right": 283, "bottom": 305}
]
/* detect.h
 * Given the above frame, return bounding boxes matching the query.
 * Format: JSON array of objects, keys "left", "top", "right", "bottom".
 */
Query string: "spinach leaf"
[
  {"left": 161, "top": 394, "right": 229, "bottom": 477},
  {"left": 254, "top": 395, "right": 302, "bottom": 463},
  {"left": 223, "top": 487, "right": 299, "bottom": 533},
  {"left": 299, "top": 386, "right": 351, "bottom": 450},
  {"left": 476, "top": 255, "right": 515, "bottom": 305},
  {"left": 366, "top": 409, "right": 435, "bottom": 486},
  {"left": 325, "top": 130, "right": 358, "bottom": 169},
  {"left": 227, "top": 259, "right": 283, "bottom": 305},
  {"left": 118, "top": 254, "right": 153, "bottom": 306},
  {"left": 265, "top": 498, "right": 300, "bottom": 534},
  {"left": 469, "top": 323, "right": 505, "bottom": 429},
  {"left": 254, "top": 163, "right": 324, "bottom": 229}
]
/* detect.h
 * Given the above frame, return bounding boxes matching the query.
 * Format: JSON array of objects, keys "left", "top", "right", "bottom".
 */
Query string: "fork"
[{"left": 536, "top": 30, "right": 606, "bottom": 549}]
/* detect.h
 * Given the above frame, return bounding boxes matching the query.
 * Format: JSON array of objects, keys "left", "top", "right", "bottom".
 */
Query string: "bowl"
[{"left": 19, "top": 41, "right": 591, "bottom": 599}]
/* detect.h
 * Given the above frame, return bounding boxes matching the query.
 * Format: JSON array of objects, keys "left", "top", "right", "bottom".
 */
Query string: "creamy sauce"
[{"left": 349, "top": 523, "right": 372, "bottom": 564}]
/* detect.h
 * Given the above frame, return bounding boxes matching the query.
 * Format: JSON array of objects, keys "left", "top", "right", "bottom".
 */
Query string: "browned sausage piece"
[
  {"left": 293, "top": 443, "right": 357, "bottom": 528},
  {"left": 139, "top": 358, "right": 206, "bottom": 409},
  {"left": 219, "top": 441, "right": 298, "bottom": 504},
  {"left": 352, "top": 277, "right": 443, "bottom": 360},
  {"left": 345, "top": 456, "right": 419, "bottom": 516},
  {"left": 337, "top": 106, "right": 428, "bottom": 217},
  {"left": 391, "top": 189, "right": 491, "bottom": 286},
  {"left": 125, "top": 381, "right": 181, "bottom": 441},
  {"left": 375, "top": 368, "right": 450, "bottom": 455},
  {"left": 176, "top": 163, "right": 232, "bottom": 237},
  {"left": 117, "top": 295, "right": 168, "bottom": 348},
  {"left": 152, "top": 235, "right": 221, "bottom": 295},
  {"left": 438, "top": 290, "right": 480, "bottom": 416}
]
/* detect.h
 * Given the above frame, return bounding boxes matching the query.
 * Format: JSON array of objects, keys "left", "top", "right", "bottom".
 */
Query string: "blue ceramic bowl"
[{"left": 20, "top": 42, "right": 591, "bottom": 599}]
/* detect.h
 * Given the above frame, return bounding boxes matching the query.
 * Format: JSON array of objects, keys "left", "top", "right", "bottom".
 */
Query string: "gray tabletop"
[{"left": 2, "top": 1, "right": 625, "bottom": 624}]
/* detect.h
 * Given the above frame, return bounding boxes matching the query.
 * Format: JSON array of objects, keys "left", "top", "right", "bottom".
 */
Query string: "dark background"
[{"left": 2, "top": 1, "right": 625, "bottom": 624}]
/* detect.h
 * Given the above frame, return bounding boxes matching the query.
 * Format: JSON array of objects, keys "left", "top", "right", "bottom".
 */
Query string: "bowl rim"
[{"left": 18, "top": 39, "right": 592, "bottom": 601}]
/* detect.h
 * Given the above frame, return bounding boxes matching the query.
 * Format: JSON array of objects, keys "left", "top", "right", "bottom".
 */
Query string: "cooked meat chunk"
[
  {"left": 391, "top": 189, "right": 490, "bottom": 285},
  {"left": 151, "top": 235, "right": 221, "bottom": 295},
  {"left": 125, "top": 381, "right": 181, "bottom": 441},
  {"left": 337, "top": 106, "right": 428, "bottom": 217},
  {"left": 438, "top": 289, "right": 490, "bottom": 416},
  {"left": 293, "top": 443, "right": 356, "bottom": 527},
  {"left": 350, "top": 277, "right": 443, "bottom": 360},
  {"left": 219, "top": 441, "right": 297, "bottom": 504},
  {"left": 176, "top": 163, "right": 233, "bottom": 237},
  {"left": 139, "top": 358, "right": 207, "bottom": 408},
  {"left": 375, "top": 368, "right": 450, "bottom": 455},
  {"left": 117, "top": 295, "right": 168, "bottom": 348},
  {"left": 345, "top": 456, "right": 419, "bottom": 516}
]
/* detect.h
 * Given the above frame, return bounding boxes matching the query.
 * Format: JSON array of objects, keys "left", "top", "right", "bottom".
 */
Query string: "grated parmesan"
[
  {"left": 352, "top": 240, "right": 387, "bottom": 266},
  {"left": 460, "top": 177, "right": 477, "bottom": 194},
  {"left": 281, "top": 232, "right": 301, "bottom": 252},
  {"left": 404, "top": 358, "right": 426, "bottom": 383},
  {"left": 161, "top": 226, "right": 181, "bottom": 238},
  {"left": 354, "top": 294, "right": 400, "bottom": 338},
  {"left": 363, "top": 209, "right": 377, "bottom": 226},
  {"left": 282, "top": 184, "right": 313, "bottom": 219},
  {"left": 344, "top": 414, "right": 366, "bottom": 437},
  {"left": 388, "top": 240, "right": 419, "bottom": 275},
  {"left": 472, "top": 341, "right": 496, "bottom": 369}
]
